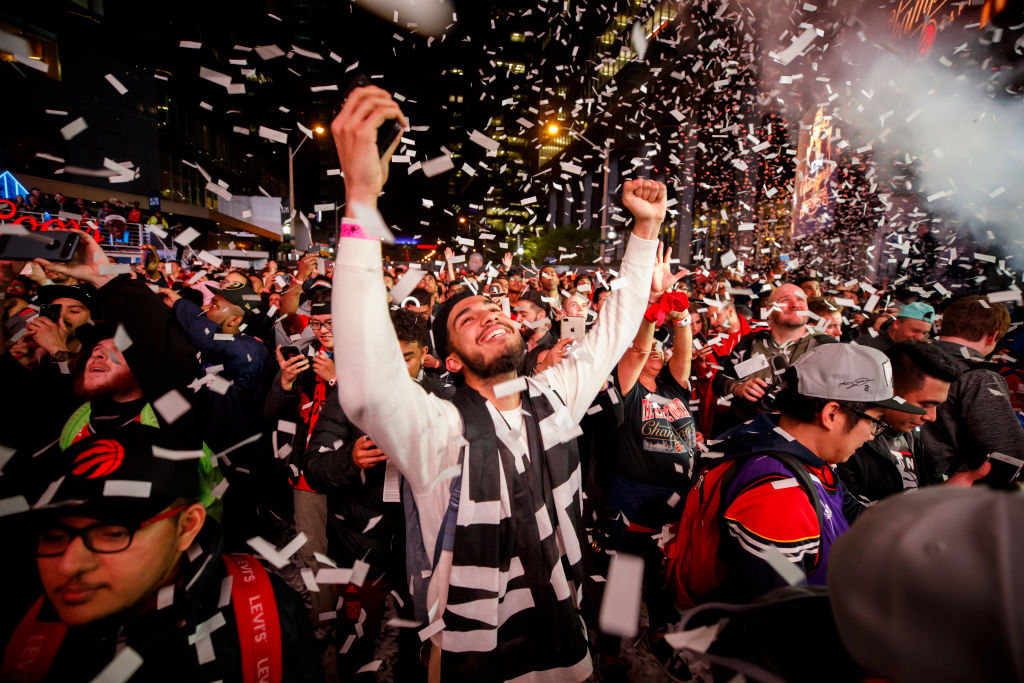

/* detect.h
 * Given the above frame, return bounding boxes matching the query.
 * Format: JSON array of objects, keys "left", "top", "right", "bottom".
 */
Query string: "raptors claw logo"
[{"left": 71, "top": 439, "right": 126, "bottom": 479}]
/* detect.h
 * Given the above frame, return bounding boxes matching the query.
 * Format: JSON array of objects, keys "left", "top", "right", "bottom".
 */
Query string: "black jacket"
[
  {"left": 837, "top": 427, "right": 930, "bottom": 523},
  {"left": 1, "top": 521, "right": 324, "bottom": 683},
  {"left": 302, "top": 373, "right": 454, "bottom": 579}
]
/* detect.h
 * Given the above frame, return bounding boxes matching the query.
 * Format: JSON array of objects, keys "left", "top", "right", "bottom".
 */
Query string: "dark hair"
[
  {"left": 795, "top": 275, "right": 819, "bottom": 288},
  {"left": 407, "top": 287, "right": 432, "bottom": 307},
  {"left": 391, "top": 307, "right": 428, "bottom": 346},
  {"left": 939, "top": 295, "right": 1011, "bottom": 342},
  {"left": 886, "top": 341, "right": 962, "bottom": 394},
  {"left": 774, "top": 367, "right": 870, "bottom": 427}
]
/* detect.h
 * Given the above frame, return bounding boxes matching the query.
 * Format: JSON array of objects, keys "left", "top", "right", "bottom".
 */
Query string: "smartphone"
[
  {"left": 39, "top": 303, "right": 62, "bottom": 323},
  {"left": 560, "top": 316, "right": 586, "bottom": 343},
  {"left": 0, "top": 232, "right": 80, "bottom": 263},
  {"left": 335, "top": 74, "right": 403, "bottom": 157},
  {"left": 693, "top": 332, "right": 709, "bottom": 350},
  {"left": 280, "top": 345, "right": 302, "bottom": 361},
  {"left": 978, "top": 452, "right": 1024, "bottom": 490}
]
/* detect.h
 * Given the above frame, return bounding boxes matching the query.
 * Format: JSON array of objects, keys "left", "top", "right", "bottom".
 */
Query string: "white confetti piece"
[
  {"left": 418, "top": 618, "right": 445, "bottom": 642},
  {"left": 102, "top": 480, "right": 152, "bottom": 498},
  {"left": 598, "top": 552, "right": 643, "bottom": 638},
  {"left": 104, "top": 74, "right": 128, "bottom": 95},
  {"left": 151, "top": 446, "right": 205, "bottom": 461},
  {"left": 89, "top": 646, "right": 143, "bottom": 683},
  {"left": 247, "top": 533, "right": 308, "bottom": 569},
  {"left": 493, "top": 377, "right": 528, "bottom": 398},
  {"left": 60, "top": 117, "right": 88, "bottom": 140},
  {"left": 0, "top": 496, "right": 30, "bottom": 517},
  {"left": 179, "top": 40, "right": 202, "bottom": 49},
  {"left": 421, "top": 154, "right": 455, "bottom": 178},
  {"left": 174, "top": 227, "right": 201, "bottom": 246},
  {"left": 356, "top": 661, "right": 383, "bottom": 674},
  {"left": 152, "top": 390, "right": 191, "bottom": 424},
  {"left": 665, "top": 619, "right": 727, "bottom": 653},
  {"left": 113, "top": 324, "right": 133, "bottom": 352},
  {"left": 258, "top": 126, "right": 289, "bottom": 144},
  {"left": 761, "top": 546, "right": 805, "bottom": 585}
]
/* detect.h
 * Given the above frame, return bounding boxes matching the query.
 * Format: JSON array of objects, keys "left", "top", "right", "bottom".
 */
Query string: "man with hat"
[
  {"left": 0, "top": 423, "right": 324, "bottom": 682},
  {"left": 855, "top": 300, "right": 934, "bottom": 351},
  {"left": 161, "top": 278, "right": 271, "bottom": 459},
  {"left": 27, "top": 283, "right": 95, "bottom": 363},
  {"left": 675, "top": 343, "right": 929, "bottom": 605},
  {"left": 331, "top": 85, "right": 663, "bottom": 682}
]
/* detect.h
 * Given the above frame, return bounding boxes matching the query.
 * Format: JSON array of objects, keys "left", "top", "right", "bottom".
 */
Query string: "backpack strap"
[
  {"left": 223, "top": 554, "right": 283, "bottom": 683},
  {"left": 0, "top": 596, "right": 69, "bottom": 682}
]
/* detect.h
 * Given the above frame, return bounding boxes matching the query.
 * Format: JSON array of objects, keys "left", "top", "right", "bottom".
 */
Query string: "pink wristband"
[{"left": 339, "top": 222, "right": 375, "bottom": 240}]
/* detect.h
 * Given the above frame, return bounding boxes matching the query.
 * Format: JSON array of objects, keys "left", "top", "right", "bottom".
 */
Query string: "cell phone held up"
[
  {"left": 0, "top": 232, "right": 80, "bottom": 263},
  {"left": 39, "top": 303, "right": 62, "bottom": 324},
  {"left": 559, "top": 316, "right": 586, "bottom": 343},
  {"left": 280, "top": 345, "right": 302, "bottom": 361},
  {"left": 334, "top": 74, "right": 403, "bottom": 157}
]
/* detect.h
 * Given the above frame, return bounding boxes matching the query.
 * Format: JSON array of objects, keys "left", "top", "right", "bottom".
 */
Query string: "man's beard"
[
  {"left": 456, "top": 334, "right": 526, "bottom": 379},
  {"left": 770, "top": 312, "right": 805, "bottom": 330},
  {"left": 73, "top": 369, "right": 139, "bottom": 400}
]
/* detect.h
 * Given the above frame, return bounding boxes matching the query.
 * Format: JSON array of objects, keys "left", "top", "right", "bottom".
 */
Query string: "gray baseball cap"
[
  {"left": 792, "top": 343, "right": 926, "bottom": 414},
  {"left": 829, "top": 487, "right": 1024, "bottom": 683}
]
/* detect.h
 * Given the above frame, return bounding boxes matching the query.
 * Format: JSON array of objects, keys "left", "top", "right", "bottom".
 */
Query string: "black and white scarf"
[{"left": 438, "top": 380, "right": 591, "bottom": 681}]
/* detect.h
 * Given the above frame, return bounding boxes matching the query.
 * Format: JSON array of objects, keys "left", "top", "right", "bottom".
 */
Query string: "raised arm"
[
  {"left": 543, "top": 179, "right": 664, "bottom": 423},
  {"left": 330, "top": 85, "right": 461, "bottom": 494},
  {"left": 617, "top": 241, "right": 685, "bottom": 395}
]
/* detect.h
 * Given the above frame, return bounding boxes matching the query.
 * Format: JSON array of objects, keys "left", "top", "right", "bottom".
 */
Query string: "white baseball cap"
[{"left": 792, "top": 343, "right": 926, "bottom": 414}]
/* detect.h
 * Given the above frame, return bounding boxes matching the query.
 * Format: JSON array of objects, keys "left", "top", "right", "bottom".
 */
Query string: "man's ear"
[
  {"left": 419, "top": 345, "right": 430, "bottom": 364},
  {"left": 175, "top": 504, "right": 206, "bottom": 552},
  {"left": 984, "top": 330, "right": 1000, "bottom": 348},
  {"left": 819, "top": 401, "right": 842, "bottom": 432},
  {"left": 445, "top": 353, "right": 463, "bottom": 375}
]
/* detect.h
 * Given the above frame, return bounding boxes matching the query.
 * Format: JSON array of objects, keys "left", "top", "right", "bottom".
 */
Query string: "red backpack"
[
  {"left": 1, "top": 554, "right": 282, "bottom": 683},
  {"left": 664, "top": 451, "right": 823, "bottom": 609}
]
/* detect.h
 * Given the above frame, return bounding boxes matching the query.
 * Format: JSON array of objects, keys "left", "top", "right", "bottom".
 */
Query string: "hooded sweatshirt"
[{"left": 710, "top": 413, "right": 849, "bottom": 603}]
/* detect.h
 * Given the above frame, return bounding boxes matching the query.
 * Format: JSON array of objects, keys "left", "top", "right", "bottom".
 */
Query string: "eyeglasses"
[
  {"left": 36, "top": 504, "right": 188, "bottom": 557},
  {"left": 308, "top": 319, "right": 333, "bottom": 331},
  {"left": 849, "top": 408, "right": 890, "bottom": 437}
]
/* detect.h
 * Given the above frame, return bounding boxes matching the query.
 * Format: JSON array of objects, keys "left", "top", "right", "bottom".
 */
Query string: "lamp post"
[{"left": 287, "top": 125, "right": 325, "bottom": 251}]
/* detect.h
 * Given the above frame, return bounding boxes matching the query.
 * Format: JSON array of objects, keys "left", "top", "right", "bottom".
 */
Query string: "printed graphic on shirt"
[{"left": 640, "top": 396, "right": 696, "bottom": 456}]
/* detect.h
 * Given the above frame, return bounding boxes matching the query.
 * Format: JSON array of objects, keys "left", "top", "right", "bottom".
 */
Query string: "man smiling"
[{"left": 330, "top": 85, "right": 661, "bottom": 682}]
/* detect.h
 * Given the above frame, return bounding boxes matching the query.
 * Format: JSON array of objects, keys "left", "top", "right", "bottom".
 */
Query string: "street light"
[
  {"left": 546, "top": 123, "right": 559, "bottom": 135},
  {"left": 287, "top": 124, "right": 326, "bottom": 250}
]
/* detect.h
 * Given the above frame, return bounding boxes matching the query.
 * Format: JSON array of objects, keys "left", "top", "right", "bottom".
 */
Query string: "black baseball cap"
[
  {"left": 33, "top": 423, "right": 199, "bottom": 526},
  {"left": 35, "top": 284, "right": 96, "bottom": 311},
  {"left": 212, "top": 281, "right": 260, "bottom": 321}
]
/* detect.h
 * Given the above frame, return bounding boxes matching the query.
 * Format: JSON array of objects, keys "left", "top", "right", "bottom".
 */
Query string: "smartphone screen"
[{"left": 280, "top": 345, "right": 301, "bottom": 361}]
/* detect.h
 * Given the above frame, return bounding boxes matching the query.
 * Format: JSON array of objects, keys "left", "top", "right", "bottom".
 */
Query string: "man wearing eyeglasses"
[
  {"left": 2, "top": 424, "right": 323, "bottom": 682},
  {"left": 265, "top": 286, "right": 337, "bottom": 630},
  {"left": 678, "top": 343, "right": 928, "bottom": 605}
]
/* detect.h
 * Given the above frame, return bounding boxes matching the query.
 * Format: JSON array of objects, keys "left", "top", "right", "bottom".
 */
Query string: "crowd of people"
[{"left": 1, "top": 85, "right": 1022, "bottom": 683}]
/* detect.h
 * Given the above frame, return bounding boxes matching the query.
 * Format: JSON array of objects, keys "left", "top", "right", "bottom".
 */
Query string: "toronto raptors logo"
[{"left": 72, "top": 439, "right": 126, "bottom": 478}]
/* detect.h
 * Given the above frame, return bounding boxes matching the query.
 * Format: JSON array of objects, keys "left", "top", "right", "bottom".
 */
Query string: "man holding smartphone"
[
  {"left": 330, "top": 85, "right": 661, "bottom": 682},
  {"left": 27, "top": 285, "right": 94, "bottom": 365}
]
